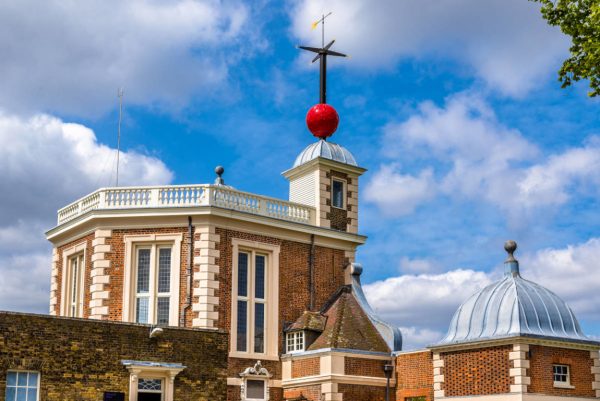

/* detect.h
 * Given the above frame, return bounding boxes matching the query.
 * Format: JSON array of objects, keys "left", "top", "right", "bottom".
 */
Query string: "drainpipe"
[
  {"left": 180, "top": 216, "right": 193, "bottom": 326},
  {"left": 384, "top": 362, "right": 394, "bottom": 401},
  {"left": 309, "top": 234, "right": 315, "bottom": 311}
]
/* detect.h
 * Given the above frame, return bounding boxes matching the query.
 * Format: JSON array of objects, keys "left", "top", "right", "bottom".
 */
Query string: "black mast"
[{"left": 298, "top": 14, "right": 347, "bottom": 104}]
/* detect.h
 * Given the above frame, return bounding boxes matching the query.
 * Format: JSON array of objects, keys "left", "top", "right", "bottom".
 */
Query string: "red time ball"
[{"left": 306, "top": 103, "right": 339, "bottom": 139}]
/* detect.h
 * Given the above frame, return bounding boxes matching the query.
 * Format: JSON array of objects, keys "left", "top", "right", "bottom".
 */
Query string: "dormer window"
[
  {"left": 286, "top": 331, "right": 305, "bottom": 354},
  {"left": 553, "top": 364, "right": 574, "bottom": 389}
]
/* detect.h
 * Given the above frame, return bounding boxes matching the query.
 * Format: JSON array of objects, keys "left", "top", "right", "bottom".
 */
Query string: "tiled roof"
[
  {"left": 286, "top": 311, "right": 326, "bottom": 332},
  {"left": 307, "top": 286, "right": 391, "bottom": 353}
]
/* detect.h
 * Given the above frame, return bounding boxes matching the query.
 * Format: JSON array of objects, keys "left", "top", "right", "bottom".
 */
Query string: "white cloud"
[
  {"left": 398, "top": 257, "right": 441, "bottom": 274},
  {"left": 0, "top": 0, "right": 258, "bottom": 116},
  {"left": 365, "top": 93, "right": 600, "bottom": 220},
  {"left": 0, "top": 111, "right": 173, "bottom": 312},
  {"left": 364, "top": 165, "right": 435, "bottom": 216},
  {"left": 363, "top": 238, "right": 600, "bottom": 350},
  {"left": 290, "top": 0, "right": 568, "bottom": 97}
]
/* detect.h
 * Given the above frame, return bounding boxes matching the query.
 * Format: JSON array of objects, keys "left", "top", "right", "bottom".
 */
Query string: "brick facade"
[
  {"left": 396, "top": 351, "right": 433, "bottom": 401},
  {"left": 442, "top": 345, "right": 511, "bottom": 396},
  {"left": 338, "top": 383, "right": 394, "bottom": 401},
  {"left": 283, "top": 384, "right": 322, "bottom": 400},
  {"left": 345, "top": 357, "right": 387, "bottom": 378},
  {"left": 292, "top": 358, "right": 320, "bottom": 378},
  {"left": 528, "top": 345, "right": 595, "bottom": 397},
  {"left": 0, "top": 312, "right": 227, "bottom": 400}
]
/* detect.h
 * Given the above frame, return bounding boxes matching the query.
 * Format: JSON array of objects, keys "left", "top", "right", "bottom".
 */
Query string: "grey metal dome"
[
  {"left": 437, "top": 241, "right": 591, "bottom": 346},
  {"left": 293, "top": 140, "right": 358, "bottom": 168}
]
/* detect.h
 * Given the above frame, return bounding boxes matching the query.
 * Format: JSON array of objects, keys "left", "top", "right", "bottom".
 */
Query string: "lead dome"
[
  {"left": 293, "top": 140, "right": 358, "bottom": 168},
  {"left": 437, "top": 241, "right": 592, "bottom": 346}
]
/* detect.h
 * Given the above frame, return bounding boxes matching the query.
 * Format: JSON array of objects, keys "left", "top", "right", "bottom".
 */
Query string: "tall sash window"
[
  {"left": 67, "top": 253, "right": 85, "bottom": 317},
  {"left": 135, "top": 245, "right": 173, "bottom": 325},
  {"left": 236, "top": 251, "right": 267, "bottom": 354}
]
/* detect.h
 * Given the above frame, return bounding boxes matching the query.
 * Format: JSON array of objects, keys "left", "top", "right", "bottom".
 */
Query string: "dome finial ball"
[{"left": 504, "top": 240, "right": 517, "bottom": 257}]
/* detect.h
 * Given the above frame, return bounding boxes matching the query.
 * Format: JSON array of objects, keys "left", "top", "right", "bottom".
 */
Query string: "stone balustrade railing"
[{"left": 57, "top": 185, "right": 315, "bottom": 226}]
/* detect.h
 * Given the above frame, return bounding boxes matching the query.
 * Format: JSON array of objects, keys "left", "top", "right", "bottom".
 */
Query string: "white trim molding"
[
  {"left": 122, "top": 233, "right": 182, "bottom": 326},
  {"left": 61, "top": 241, "right": 88, "bottom": 318},
  {"left": 510, "top": 343, "right": 531, "bottom": 393},
  {"left": 229, "top": 238, "right": 280, "bottom": 360},
  {"left": 192, "top": 225, "right": 220, "bottom": 329},
  {"left": 49, "top": 248, "right": 59, "bottom": 315},
  {"left": 90, "top": 229, "right": 112, "bottom": 319}
]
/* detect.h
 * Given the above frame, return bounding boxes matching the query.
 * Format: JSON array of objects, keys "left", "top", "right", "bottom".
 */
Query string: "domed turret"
[
  {"left": 293, "top": 140, "right": 358, "bottom": 168},
  {"left": 438, "top": 241, "right": 591, "bottom": 346}
]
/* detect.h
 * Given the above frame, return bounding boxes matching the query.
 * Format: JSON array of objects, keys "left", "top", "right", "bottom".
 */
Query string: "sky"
[{"left": 0, "top": 0, "right": 598, "bottom": 350}]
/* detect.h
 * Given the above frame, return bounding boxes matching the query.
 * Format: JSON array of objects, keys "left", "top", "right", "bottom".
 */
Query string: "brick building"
[{"left": 2, "top": 96, "right": 599, "bottom": 401}]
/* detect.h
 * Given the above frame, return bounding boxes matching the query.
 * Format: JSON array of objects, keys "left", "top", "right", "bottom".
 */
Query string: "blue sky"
[{"left": 0, "top": 0, "right": 598, "bottom": 349}]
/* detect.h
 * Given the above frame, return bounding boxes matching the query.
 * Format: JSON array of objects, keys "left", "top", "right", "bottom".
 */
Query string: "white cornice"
[{"left": 282, "top": 157, "right": 367, "bottom": 180}]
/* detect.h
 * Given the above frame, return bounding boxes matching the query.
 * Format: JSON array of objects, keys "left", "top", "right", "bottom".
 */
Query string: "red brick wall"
[
  {"left": 442, "top": 345, "right": 511, "bottom": 396},
  {"left": 228, "top": 385, "right": 283, "bottom": 401},
  {"left": 338, "top": 383, "right": 393, "bottom": 401},
  {"left": 345, "top": 357, "right": 387, "bottom": 378},
  {"left": 283, "top": 385, "right": 322, "bottom": 401},
  {"left": 55, "top": 233, "right": 95, "bottom": 317},
  {"left": 396, "top": 351, "right": 433, "bottom": 401},
  {"left": 105, "top": 227, "right": 190, "bottom": 322},
  {"left": 528, "top": 345, "right": 595, "bottom": 397},
  {"left": 216, "top": 227, "right": 347, "bottom": 356},
  {"left": 292, "top": 357, "right": 320, "bottom": 378}
]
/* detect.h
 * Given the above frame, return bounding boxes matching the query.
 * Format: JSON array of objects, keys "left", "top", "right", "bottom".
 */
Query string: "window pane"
[
  {"left": 254, "top": 303, "right": 264, "bottom": 353},
  {"left": 157, "top": 297, "right": 170, "bottom": 325},
  {"left": 158, "top": 248, "right": 171, "bottom": 293},
  {"left": 16, "top": 388, "right": 26, "bottom": 401},
  {"left": 27, "top": 389, "right": 37, "bottom": 400},
  {"left": 238, "top": 252, "right": 248, "bottom": 297},
  {"left": 136, "top": 297, "right": 149, "bottom": 324},
  {"left": 27, "top": 372, "right": 38, "bottom": 387},
  {"left": 5, "top": 387, "right": 15, "bottom": 401},
  {"left": 237, "top": 300, "right": 247, "bottom": 352},
  {"left": 136, "top": 249, "right": 151, "bottom": 293},
  {"left": 255, "top": 255, "right": 265, "bottom": 299},
  {"left": 332, "top": 180, "right": 344, "bottom": 208},
  {"left": 7, "top": 372, "right": 16, "bottom": 386},
  {"left": 247, "top": 380, "right": 265, "bottom": 398},
  {"left": 17, "top": 372, "right": 27, "bottom": 386},
  {"left": 138, "top": 378, "right": 162, "bottom": 390}
]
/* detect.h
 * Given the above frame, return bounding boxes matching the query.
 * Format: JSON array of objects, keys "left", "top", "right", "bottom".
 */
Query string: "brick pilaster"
[
  {"left": 347, "top": 174, "right": 359, "bottom": 234},
  {"left": 509, "top": 343, "right": 530, "bottom": 393},
  {"left": 433, "top": 352, "right": 445, "bottom": 398},
  {"left": 49, "top": 248, "right": 59, "bottom": 315},
  {"left": 192, "top": 225, "right": 220, "bottom": 329},
  {"left": 592, "top": 350, "right": 600, "bottom": 397},
  {"left": 318, "top": 169, "right": 331, "bottom": 228},
  {"left": 89, "top": 229, "right": 111, "bottom": 319}
]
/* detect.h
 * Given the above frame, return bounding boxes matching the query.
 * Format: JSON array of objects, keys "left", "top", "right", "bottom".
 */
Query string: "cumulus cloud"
[
  {"left": 365, "top": 93, "right": 600, "bottom": 220},
  {"left": 364, "top": 165, "right": 436, "bottom": 216},
  {"left": 0, "top": 0, "right": 259, "bottom": 116},
  {"left": 290, "top": 0, "right": 568, "bottom": 97},
  {"left": 0, "top": 111, "right": 173, "bottom": 312},
  {"left": 363, "top": 238, "right": 600, "bottom": 350}
]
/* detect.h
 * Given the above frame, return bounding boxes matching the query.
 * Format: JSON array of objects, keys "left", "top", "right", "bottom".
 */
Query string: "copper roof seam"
[
  {"left": 525, "top": 280, "right": 557, "bottom": 336},
  {"left": 478, "top": 276, "right": 508, "bottom": 339},
  {"left": 489, "top": 278, "right": 514, "bottom": 337}
]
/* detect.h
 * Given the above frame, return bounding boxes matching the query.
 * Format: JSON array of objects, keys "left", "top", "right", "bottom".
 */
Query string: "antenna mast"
[{"left": 116, "top": 88, "right": 124, "bottom": 187}]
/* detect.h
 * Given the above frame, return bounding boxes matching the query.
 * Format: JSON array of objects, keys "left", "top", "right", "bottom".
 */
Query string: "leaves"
[{"left": 531, "top": 0, "right": 600, "bottom": 97}]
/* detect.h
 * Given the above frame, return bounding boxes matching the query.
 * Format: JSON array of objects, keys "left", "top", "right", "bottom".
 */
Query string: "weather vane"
[{"left": 298, "top": 12, "right": 348, "bottom": 104}]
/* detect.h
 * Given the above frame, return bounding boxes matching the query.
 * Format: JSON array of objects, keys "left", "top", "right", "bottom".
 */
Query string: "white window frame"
[
  {"left": 125, "top": 364, "right": 184, "bottom": 401},
  {"left": 553, "top": 364, "right": 575, "bottom": 389},
  {"left": 331, "top": 177, "right": 346, "bottom": 210},
  {"left": 5, "top": 370, "right": 40, "bottom": 401},
  {"left": 286, "top": 331, "right": 305, "bottom": 354},
  {"left": 230, "top": 239, "right": 280, "bottom": 360},
  {"left": 60, "top": 242, "right": 87, "bottom": 318},
  {"left": 122, "top": 234, "right": 182, "bottom": 327}
]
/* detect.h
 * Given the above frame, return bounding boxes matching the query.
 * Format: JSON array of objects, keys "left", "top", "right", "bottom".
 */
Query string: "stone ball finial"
[
  {"left": 504, "top": 240, "right": 517, "bottom": 262},
  {"left": 215, "top": 166, "right": 224, "bottom": 176}
]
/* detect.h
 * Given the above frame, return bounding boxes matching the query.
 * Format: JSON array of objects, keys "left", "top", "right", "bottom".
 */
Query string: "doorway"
[
  {"left": 137, "top": 378, "right": 163, "bottom": 401},
  {"left": 137, "top": 394, "right": 161, "bottom": 401}
]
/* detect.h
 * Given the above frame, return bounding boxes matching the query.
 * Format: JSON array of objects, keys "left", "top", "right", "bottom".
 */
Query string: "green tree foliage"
[{"left": 532, "top": 0, "right": 600, "bottom": 96}]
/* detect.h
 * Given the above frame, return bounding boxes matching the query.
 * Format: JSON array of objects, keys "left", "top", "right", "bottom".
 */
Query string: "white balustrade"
[{"left": 56, "top": 185, "right": 315, "bottom": 226}]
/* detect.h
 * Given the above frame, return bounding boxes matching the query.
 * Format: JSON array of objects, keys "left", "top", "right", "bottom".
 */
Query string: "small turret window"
[
  {"left": 286, "top": 331, "right": 305, "bottom": 354},
  {"left": 332, "top": 179, "right": 345, "bottom": 209},
  {"left": 553, "top": 364, "right": 574, "bottom": 388}
]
